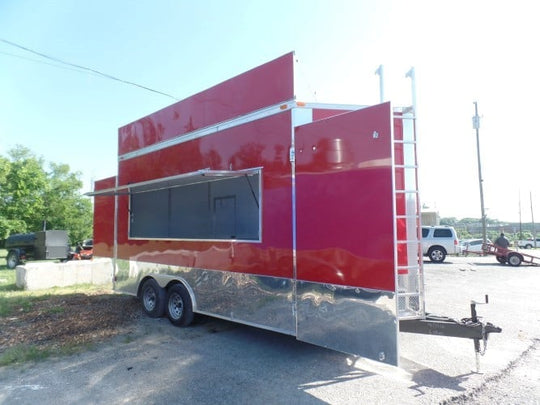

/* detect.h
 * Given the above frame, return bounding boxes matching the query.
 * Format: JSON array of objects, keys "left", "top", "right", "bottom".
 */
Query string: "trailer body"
[
  {"left": 90, "top": 53, "right": 424, "bottom": 365},
  {"left": 5, "top": 230, "right": 69, "bottom": 268}
]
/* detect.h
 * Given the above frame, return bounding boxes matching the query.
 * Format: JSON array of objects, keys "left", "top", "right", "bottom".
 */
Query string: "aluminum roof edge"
[
  {"left": 86, "top": 167, "right": 262, "bottom": 197},
  {"left": 85, "top": 187, "right": 124, "bottom": 197},
  {"left": 297, "top": 102, "right": 414, "bottom": 115}
]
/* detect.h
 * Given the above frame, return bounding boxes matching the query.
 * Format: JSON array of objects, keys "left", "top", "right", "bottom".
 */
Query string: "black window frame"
[{"left": 128, "top": 169, "right": 262, "bottom": 242}]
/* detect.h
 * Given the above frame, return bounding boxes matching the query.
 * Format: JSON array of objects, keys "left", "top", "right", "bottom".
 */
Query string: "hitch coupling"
[{"left": 399, "top": 295, "right": 502, "bottom": 364}]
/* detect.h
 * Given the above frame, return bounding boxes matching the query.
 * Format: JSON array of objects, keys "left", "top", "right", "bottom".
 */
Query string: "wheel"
[
  {"left": 140, "top": 278, "right": 165, "bottom": 318},
  {"left": 507, "top": 253, "right": 523, "bottom": 267},
  {"left": 496, "top": 256, "right": 507, "bottom": 264},
  {"left": 166, "top": 283, "right": 194, "bottom": 327},
  {"left": 6, "top": 250, "right": 19, "bottom": 269},
  {"left": 525, "top": 244, "right": 532, "bottom": 249},
  {"left": 428, "top": 246, "right": 447, "bottom": 263}
]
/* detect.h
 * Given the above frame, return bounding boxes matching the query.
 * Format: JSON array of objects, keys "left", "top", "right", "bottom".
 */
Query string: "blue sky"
[{"left": 1, "top": 0, "right": 539, "bottom": 222}]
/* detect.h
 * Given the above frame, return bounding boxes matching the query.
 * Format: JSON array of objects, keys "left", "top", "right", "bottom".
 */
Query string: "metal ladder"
[{"left": 393, "top": 108, "right": 425, "bottom": 319}]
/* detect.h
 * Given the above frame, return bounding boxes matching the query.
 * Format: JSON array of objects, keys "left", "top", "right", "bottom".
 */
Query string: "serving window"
[{"left": 129, "top": 171, "right": 261, "bottom": 241}]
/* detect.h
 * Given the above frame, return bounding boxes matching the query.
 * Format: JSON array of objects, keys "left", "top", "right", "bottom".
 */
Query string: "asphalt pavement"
[{"left": 1, "top": 255, "right": 539, "bottom": 404}]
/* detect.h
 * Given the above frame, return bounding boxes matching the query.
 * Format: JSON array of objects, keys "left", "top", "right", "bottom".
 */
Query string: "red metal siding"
[
  {"left": 118, "top": 52, "right": 295, "bottom": 155},
  {"left": 312, "top": 108, "right": 351, "bottom": 122},
  {"left": 295, "top": 103, "right": 395, "bottom": 291},
  {"left": 93, "top": 176, "right": 116, "bottom": 257},
  {"left": 115, "top": 112, "right": 293, "bottom": 279}
]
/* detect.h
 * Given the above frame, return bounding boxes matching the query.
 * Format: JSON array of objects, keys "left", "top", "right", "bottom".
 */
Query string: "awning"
[{"left": 86, "top": 167, "right": 261, "bottom": 197}]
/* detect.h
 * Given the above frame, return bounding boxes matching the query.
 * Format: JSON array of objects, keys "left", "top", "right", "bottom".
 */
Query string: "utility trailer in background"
[
  {"left": 5, "top": 230, "right": 69, "bottom": 269},
  {"left": 483, "top": 243, "right": 540, "bottom": 266},
  {"left": 89, "top": 53, "right": 500, "bottom": 366}
]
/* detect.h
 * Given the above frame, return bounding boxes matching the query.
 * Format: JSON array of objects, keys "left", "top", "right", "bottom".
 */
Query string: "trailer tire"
[
  {"left": 428, "top": 246, "right": 446, "bottom": 263},
  {"left": 166, "top": 283, "right": 194, "bottom": 327},
  {"left": 6, "top": 250, "right": 19, "bottom": 269},
  {"left": 507, "top": 252, "right": 523, "bottom": 267},
  {"left": 140, "top": 278, "right": 166, "bottom": 318}
]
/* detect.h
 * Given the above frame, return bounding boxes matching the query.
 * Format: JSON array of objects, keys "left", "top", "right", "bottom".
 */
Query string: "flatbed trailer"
[
  {"left": 89, "top": 53, "right": 500, "bottom": 366},
  {"left": 483, "top": 243, "right": 540, "bottom": 266}
]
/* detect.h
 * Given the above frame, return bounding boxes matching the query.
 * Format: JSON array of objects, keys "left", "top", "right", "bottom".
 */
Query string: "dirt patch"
[{"left": 0, "top": 292, "right": 141, "bottom": 355}]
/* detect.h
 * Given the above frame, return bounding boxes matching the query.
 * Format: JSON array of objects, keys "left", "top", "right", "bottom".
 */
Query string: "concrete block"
[{"left": 15, "top": 258, "right": 114, "bottom": 290}]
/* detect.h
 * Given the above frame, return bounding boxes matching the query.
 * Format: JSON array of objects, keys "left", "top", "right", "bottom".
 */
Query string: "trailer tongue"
[
  {"left": 88, "top": 52, "right": 500, "bottom": 367},
  {"left": 400, "top": 295, "right": 502, "bottom": 371}
]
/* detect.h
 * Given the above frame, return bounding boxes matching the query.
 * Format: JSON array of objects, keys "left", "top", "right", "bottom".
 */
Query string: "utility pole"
[
  {"left": 473, "top": 102, "right": 487, "bottom": 245},
  {"left": 519, "top": 192, "right": 523, "bottom": 239},
  {"left": 531, "top": 192, "right": 536, "bottom": 247}
]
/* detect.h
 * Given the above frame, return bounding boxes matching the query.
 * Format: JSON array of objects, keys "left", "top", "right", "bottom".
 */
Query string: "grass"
[
  {"left": 0, "top": 248, "right": 103, "bottom": 314},
  {"left": 0, "top": 341, "right": 92, "bottom": 367},
  {"left": 0, "top": 268, "right": 18, "bottom": 293},
  {"left": 0, "top": 345, "right": 53, "bottom": 366},
  {"left": 0, "top": 292, "right": 36, "bottom": 317},
  {"left": 0, "top": 248, "right": 109, "bottom": 365}
]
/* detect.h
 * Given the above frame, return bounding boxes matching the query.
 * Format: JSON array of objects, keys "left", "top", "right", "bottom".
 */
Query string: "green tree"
[
  {"left": 0, "top": 146, "right": 47, "bottom": 237},
  {"left": 43, "top": 163, "right": 93, "bottom": 243},
  {"left": 440, "top": 217, "right": 457, "bottom": 226},
  {"left": 459, "top": 217, "right": 482, "bottom": 224},
  {"left": 0, "top": 146, "right": 92, "bottom": 244}
]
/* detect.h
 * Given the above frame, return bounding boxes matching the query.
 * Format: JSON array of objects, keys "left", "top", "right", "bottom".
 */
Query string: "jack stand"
[{"left": 471, "top": 295, "right": 489, "bottom": 373}]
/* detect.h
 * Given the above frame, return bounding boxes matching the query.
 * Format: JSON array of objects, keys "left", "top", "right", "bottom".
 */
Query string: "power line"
[
  {"left": 0, "top": 38, "right": 179, "bottom": 101},
  {"left": 0, "top": 50, "right": 88, "bottom": 75}
]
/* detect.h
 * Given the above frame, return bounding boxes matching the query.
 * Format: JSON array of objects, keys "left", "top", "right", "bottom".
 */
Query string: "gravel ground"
[
  {"left": 444, "top": 340, "right": 540, "bottom": 404},
  {"left": 0, "top": 255, "right": 539, "bottom": 404}
]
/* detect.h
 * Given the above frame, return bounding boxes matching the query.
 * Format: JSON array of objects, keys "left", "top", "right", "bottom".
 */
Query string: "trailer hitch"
[{"left": 399, "top": 295, "right": 502, "bottom": 371}]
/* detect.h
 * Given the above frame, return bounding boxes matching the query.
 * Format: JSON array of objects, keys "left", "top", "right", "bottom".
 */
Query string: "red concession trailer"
[{"left": 89, "top": 53, "right": 499, "bottom": 366}]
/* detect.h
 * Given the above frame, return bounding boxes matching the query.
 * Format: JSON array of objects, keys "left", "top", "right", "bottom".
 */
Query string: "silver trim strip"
[
  {"left": 113, "top": 176, "right": 119, "bottom": 288},
  {"left": 395, "top": 214, "right": 420, "bottom": 220},
  {"left": 119, "top": 99, "right": 297, "bottom": 162},
  {"left": 394, "top": 164, "right": 419, "bottom": 169},
  {"left": 297, "top": 102, "right": 369, "bottom": 111},
  {"left": 389, "top": 101, "right": 401, "bottom": 363},
  {"left": 290, "top": 109, "right": 298, "bottom": 333}
]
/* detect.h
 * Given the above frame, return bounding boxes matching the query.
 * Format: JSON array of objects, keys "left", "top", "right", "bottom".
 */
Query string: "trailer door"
[{"left": 294, "top": 102, "right": 399, "bottom": 365}]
